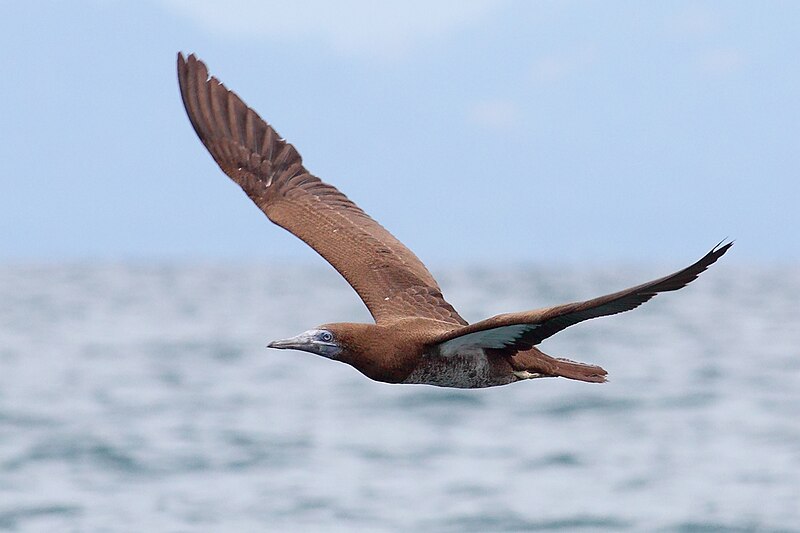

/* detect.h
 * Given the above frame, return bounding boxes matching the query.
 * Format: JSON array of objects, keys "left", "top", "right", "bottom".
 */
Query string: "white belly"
[{"left": 401, "top": 352, "right": 514, "bottom": 389}]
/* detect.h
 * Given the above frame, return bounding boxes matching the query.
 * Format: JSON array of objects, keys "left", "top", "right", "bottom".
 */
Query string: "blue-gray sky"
[{"left": 2, "top": 1, "right": 798, "bottom": 265}]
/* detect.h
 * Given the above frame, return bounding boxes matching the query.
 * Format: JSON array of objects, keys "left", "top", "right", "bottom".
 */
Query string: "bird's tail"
[{"left": 511, "top": 347, "right": 608, "bottom": 383}]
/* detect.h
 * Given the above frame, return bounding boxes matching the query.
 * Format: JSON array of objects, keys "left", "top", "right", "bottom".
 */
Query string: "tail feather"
[
  {"left": 549, "top": 357, "right": 608, "bottom": 383},
  {"left": 510, "top": 347, "right": 607, "bottom": 383}
]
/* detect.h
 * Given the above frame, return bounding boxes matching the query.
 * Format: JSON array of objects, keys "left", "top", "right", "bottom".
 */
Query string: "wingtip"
[
  {"left": 714, "top": 238, "right": 734, "bottom": 250},
  {"left": 711, "top": 239, "right": 734, "bottom": 259},
  {"left": 177, "top": 52, "right": 203, "bottom": 70},
  {"left": 686, "top": 239, "right": 733, "bottom": 276}
]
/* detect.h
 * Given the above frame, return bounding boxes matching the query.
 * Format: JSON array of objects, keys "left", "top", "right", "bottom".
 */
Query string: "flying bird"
[{"left": 177, "top": 53, "right": 731, "bottom": 389}]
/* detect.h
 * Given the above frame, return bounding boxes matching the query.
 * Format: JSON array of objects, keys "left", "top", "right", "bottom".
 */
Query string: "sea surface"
[{"left": 0, "top": 262, "right": 798, "bottom": 532}]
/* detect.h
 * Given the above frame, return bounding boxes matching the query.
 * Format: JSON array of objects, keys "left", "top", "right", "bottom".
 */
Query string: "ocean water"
[{"left": 0, "top": 262, "right": 798, "bottom": 532}]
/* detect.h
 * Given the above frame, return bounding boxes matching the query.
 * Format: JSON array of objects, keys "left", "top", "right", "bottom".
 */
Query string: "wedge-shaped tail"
[{"left": 511, "top": 347, "right": 608, "bottom": 383}]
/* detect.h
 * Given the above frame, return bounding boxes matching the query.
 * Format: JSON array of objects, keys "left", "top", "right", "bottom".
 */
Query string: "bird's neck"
[{"left": 333, "top": 324, "right": 412, "bottom": 383}]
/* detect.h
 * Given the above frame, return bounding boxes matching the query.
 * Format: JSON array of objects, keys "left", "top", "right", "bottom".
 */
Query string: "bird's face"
[{"left": 267, "top": 328, "right": 343, "bottom": 359}]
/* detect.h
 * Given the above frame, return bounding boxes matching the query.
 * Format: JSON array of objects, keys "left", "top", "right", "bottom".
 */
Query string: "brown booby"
[{"left": 177, "top": 53, "right": 732, "bottom": 389}]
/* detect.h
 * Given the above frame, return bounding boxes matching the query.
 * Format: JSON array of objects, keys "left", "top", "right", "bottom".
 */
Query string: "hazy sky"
[{"left": 2, "top": 1, "right": 798, "bottom": 265}]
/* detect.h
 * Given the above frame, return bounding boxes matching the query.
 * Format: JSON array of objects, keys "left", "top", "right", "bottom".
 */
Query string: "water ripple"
[{"left": 1, "top": 263, "right": 798, "bottom": 531}]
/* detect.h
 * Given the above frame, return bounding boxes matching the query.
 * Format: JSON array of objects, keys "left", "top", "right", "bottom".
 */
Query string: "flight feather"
[{"left": 177, "top": 53, "right": 466, "bottom": 326}]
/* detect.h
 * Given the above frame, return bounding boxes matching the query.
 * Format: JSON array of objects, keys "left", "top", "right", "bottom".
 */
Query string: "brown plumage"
[{"left": 177, "top": 53, "right": 732, "bottom": 389}]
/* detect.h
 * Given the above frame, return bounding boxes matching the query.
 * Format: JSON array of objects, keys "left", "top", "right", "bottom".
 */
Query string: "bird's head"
[
  {"left": 268, "top": 327, "right": 344, "bottom": 359},
  {"left": 268, "top": 322, "right": 416, "bottom": 384}
]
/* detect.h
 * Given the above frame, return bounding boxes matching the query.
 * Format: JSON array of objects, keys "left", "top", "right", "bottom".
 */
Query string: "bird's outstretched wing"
[
  {"left": 177, "top": 53, "right": 465, "bottom": 326},
  {"left": 431, "top": 241, "right": 732, "bottom": 356}
]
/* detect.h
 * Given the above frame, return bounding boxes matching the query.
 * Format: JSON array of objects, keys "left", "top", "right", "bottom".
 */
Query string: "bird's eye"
[{"left": 320, "top": 331, "right": 333, "bottom": 342}]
